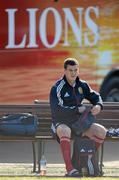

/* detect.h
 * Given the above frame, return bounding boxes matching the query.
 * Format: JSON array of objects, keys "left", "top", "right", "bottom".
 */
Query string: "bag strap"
[{"left": 78, "top": 107, "right": 92, "bottom": 126}]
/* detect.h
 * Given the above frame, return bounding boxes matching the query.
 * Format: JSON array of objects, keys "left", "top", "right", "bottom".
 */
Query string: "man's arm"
[{"left": 83, "top": 82, "right": 103, "bottom": 115}]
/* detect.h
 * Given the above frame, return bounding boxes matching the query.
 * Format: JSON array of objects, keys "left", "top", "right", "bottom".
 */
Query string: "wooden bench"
[
  {"left": 34, "top": 101, "right": 119, "bottom": 175},
  {"left": 0, "top": 104, "right": 39, "bottom": 172},
  {"left": 96, "top": 102, "right": 119, "bottom": 174},
  {"left": 0, "top": 102, "right": 119, "bottom": 175},
  {"left": 0, "top": 103, "right": 52, "bottom": 173}
]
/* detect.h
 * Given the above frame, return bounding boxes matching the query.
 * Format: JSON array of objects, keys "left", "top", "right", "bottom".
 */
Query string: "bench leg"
[
  {"left": 37, "top": 139, "right": 45, "bottom": 173},
  {"left": 96, "top": 148, "right": 99, "bottom": 164},
  {"left": 32, "top": 141, "right": 37, "bottom": 172},
  {"left": 99, "top": 143, "right": 104, "bottom": 176}
]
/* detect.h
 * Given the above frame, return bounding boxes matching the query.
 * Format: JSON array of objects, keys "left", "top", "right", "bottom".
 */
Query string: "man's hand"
[
  {"left": 91, "top": 104, "right": 101, "bottom": 115},
  {"left": 78, "top": 105, "right": 86, "bottom": 113}
]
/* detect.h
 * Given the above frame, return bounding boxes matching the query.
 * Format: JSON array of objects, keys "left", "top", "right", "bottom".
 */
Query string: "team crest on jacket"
[{"left": 78, "top": 87, "right": 83, "bottom": 94}]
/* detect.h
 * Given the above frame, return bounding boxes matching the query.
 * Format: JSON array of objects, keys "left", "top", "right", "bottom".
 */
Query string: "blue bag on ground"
[{"left": 0, "top": 113, "right": 39, "bottom": 136}]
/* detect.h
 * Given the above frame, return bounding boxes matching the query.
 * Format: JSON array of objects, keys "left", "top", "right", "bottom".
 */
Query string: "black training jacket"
[{"left": 50, "top": 75, "right": 103, "bottom": 125}]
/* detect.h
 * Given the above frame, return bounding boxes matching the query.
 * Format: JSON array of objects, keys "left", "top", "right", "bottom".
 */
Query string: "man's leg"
[
  {"left": 56, "top": 124, "right": 74, "bottom": 172},
  {"left": 82, "top": 123, "right": 107, "bottom": 149}
]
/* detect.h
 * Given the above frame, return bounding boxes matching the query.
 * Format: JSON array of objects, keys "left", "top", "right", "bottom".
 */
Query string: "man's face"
[{"left": 64, "top": 65, "right": 79, "bottom": 84}]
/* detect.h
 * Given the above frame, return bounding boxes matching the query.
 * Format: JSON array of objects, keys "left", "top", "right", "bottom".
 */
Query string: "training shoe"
[
  {"left": 106, "top": 127, "right": 116, "bottom": 137},
  {"left": 114, "top": 128, "right": 119, "bottom": 136},
  {"left": 106, "top": 127, "right": 119, "bottom": 137},
  {"left": 65, "top": 169, "right": 80, "bottom": 177}
]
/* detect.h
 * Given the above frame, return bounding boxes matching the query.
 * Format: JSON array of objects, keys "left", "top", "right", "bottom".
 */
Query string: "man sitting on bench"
[{"left": 50, "top": 58, "right": 107, "bottom": 177}]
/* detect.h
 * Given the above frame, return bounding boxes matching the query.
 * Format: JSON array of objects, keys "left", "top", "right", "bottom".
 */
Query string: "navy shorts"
[{"left": 51, "top": 121, "right": 81, "bottom": 143}]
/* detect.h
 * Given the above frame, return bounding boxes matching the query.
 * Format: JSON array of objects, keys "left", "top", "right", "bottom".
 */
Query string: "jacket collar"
[{"left": 63, "top": 75, "right": 80, "bottom": 87}]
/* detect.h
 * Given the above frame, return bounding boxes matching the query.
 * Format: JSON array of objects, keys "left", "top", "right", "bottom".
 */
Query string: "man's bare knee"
[
  {"left": 90, "top": 123, "right": 107, "bottom": 139},
  {"left": 56, "top": 124, "right": 71, "bottom": 138},
  {"left": 83, "top": 123, "right": 107, "bottom": 139}
]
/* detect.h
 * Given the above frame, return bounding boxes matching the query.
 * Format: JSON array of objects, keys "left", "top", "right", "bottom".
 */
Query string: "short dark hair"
[{"left": 64, "top": 58, "right": 79, "bottom": 69}]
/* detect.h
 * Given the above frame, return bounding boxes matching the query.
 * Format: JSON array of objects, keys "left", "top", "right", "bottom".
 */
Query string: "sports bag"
[
  {"left": 71, "top": 107, "right": 95, "bottom": 136},
  {"left": 0, "top": 113, "right": 39, "bottom": 136},
  {"left": 71, "top": 137, "right": 100, "bottom": 177}
]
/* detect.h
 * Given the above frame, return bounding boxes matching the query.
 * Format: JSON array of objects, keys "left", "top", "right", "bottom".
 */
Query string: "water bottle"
[{"left": 40, "top": 155, "right": 47, "bottom": 176}]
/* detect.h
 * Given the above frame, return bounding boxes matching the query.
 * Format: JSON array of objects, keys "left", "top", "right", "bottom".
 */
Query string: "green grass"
[
  {"left": 0, "top": 178, "right": 119, "bottom": 180},
  {"left": 0, "top": 164, "right": 119, "bottom": 179}
]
